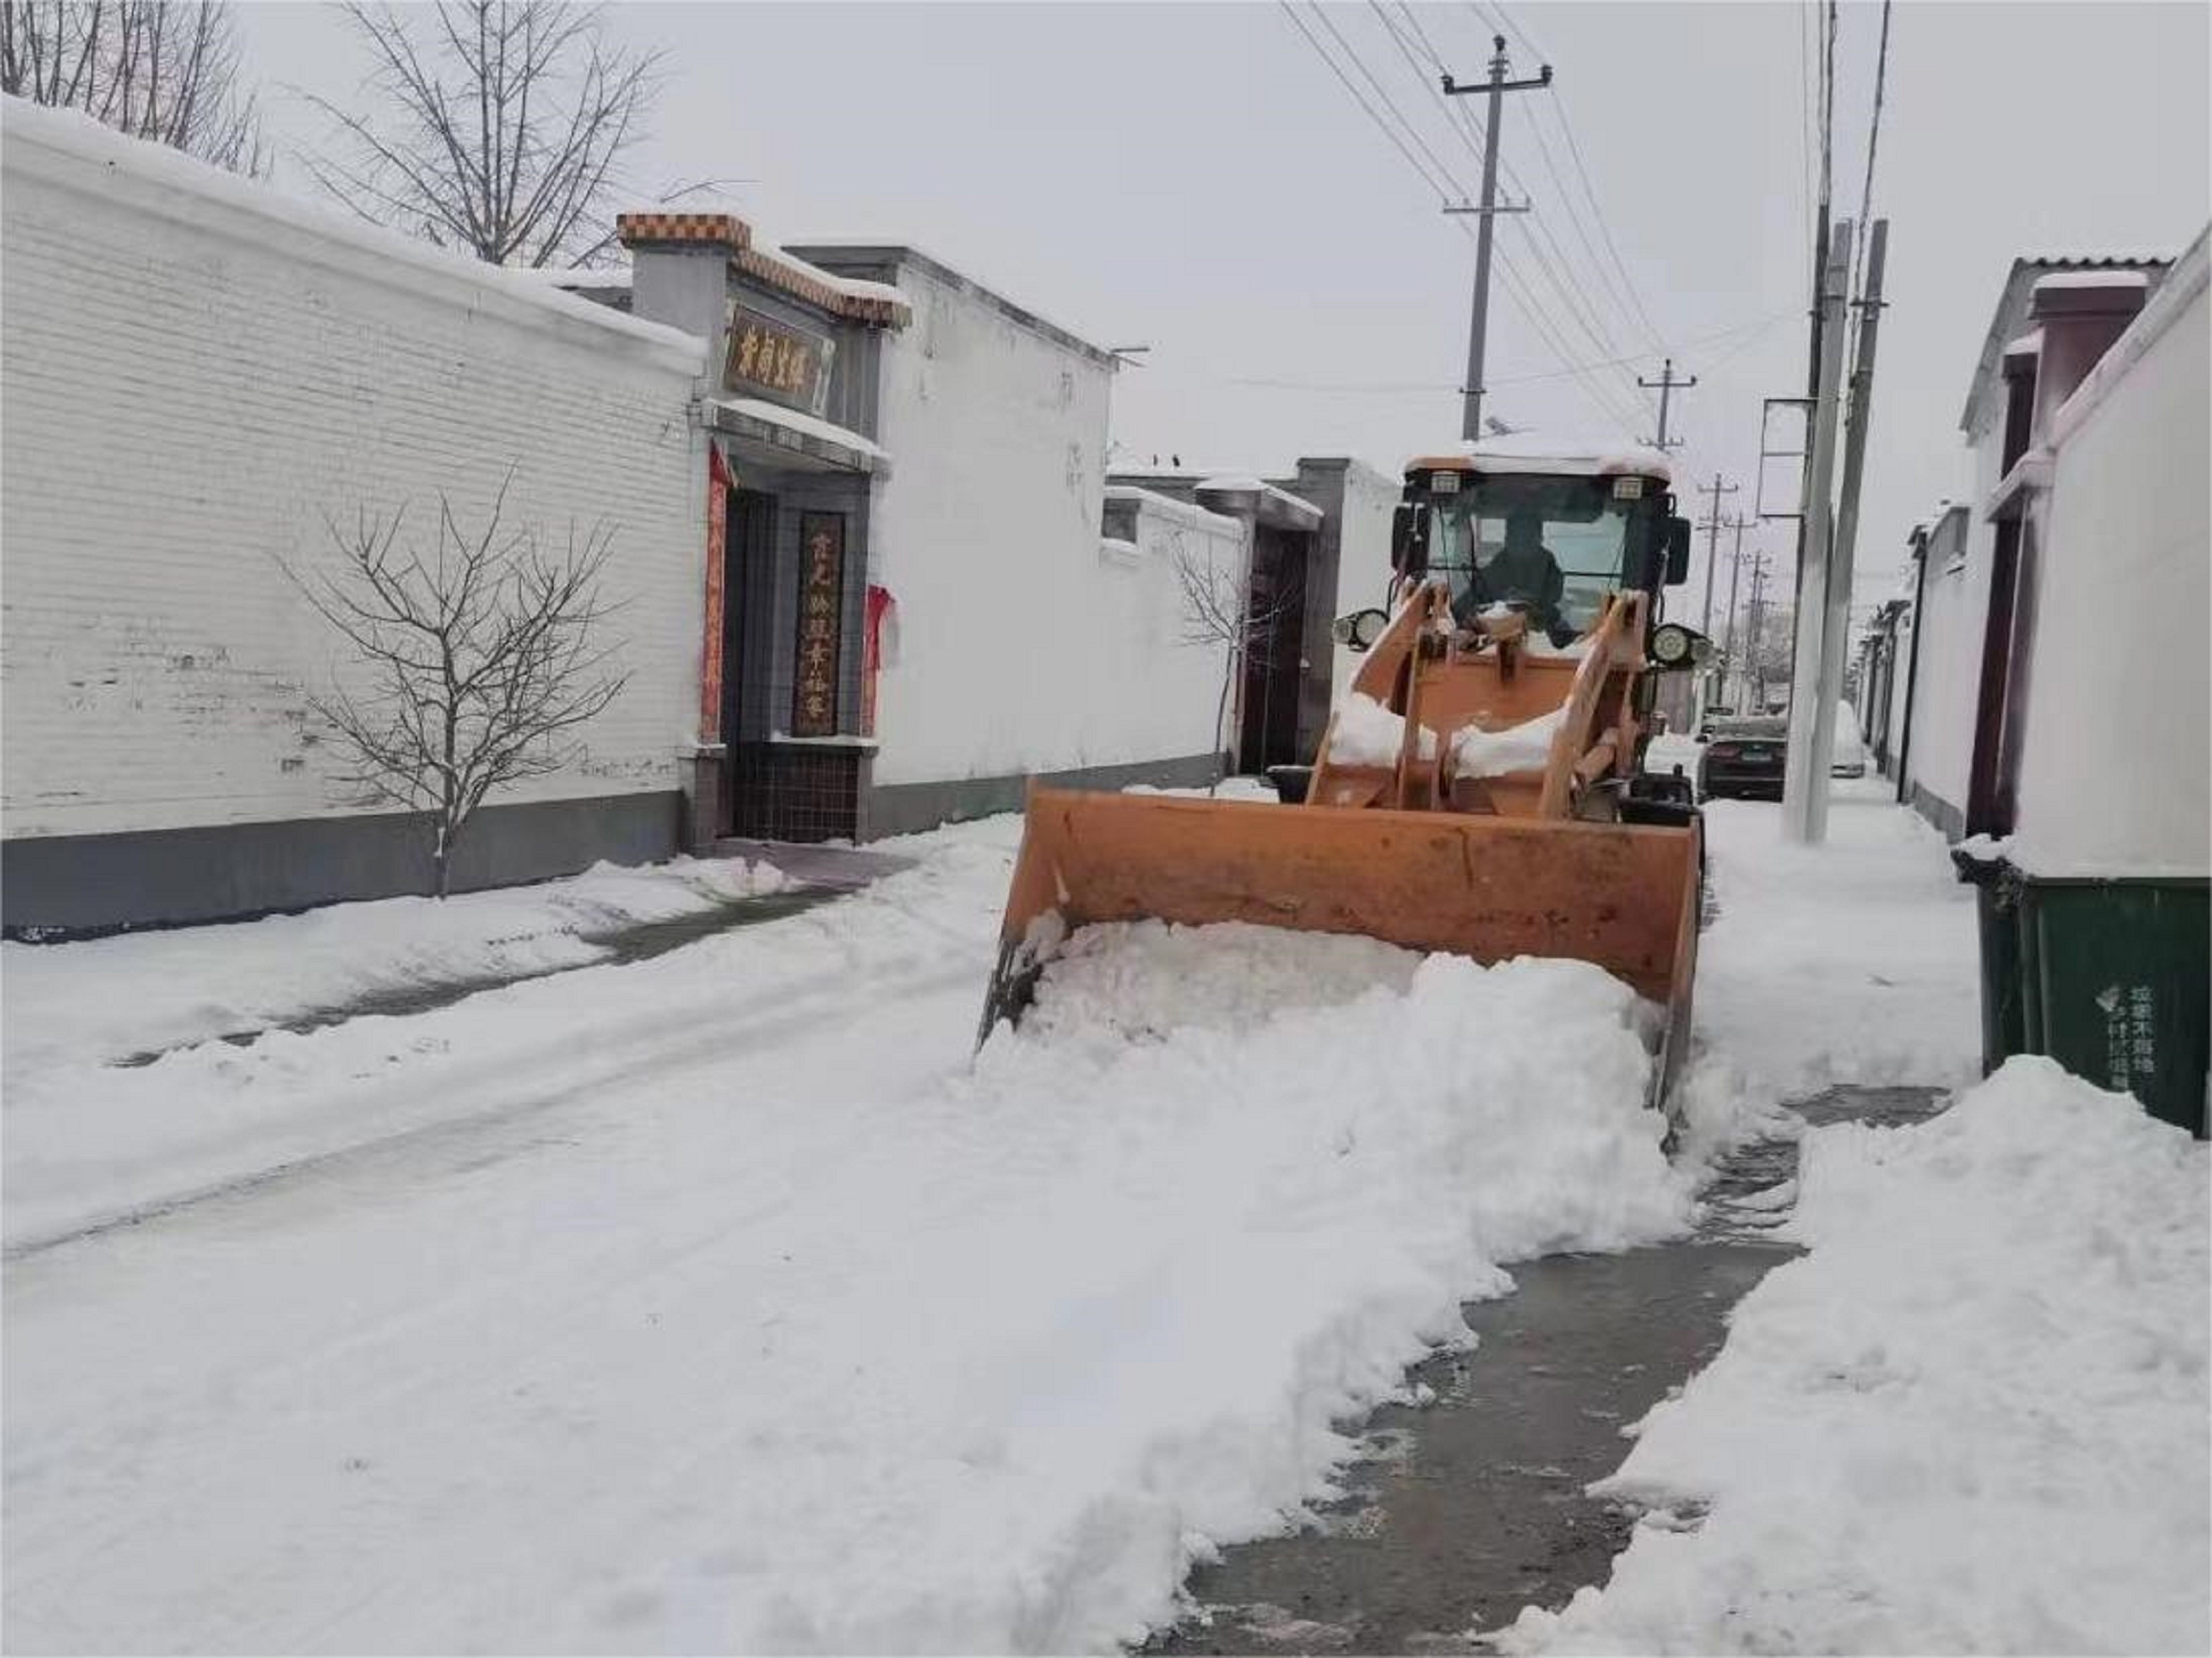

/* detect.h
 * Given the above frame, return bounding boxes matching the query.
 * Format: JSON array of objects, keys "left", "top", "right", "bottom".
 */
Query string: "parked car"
[
  {"left": 1832, "top": 701, "right": 1867, "bottom": 778},
  {"left": 1642, "top": 730, "right": 1706, "bottom": 783},
  {"left": 1698, "top": 715, "right": 1789, "bottom": 801}
]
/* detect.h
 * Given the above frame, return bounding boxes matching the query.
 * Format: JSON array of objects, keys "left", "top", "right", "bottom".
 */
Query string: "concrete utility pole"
[
  {"left": 1781, "top": 219, "right": 1854, "bottom": 843},
  {"left": 1743, "top": 552, "right": 1774, "bottom": 710},
  {"left": 1805, "top": 217, "right": 1891, "bottom": 840},
  {"left": 1717, "top": 517, "right": 1749, "bottom": 704},
  {"left": 1443, "top": 38, "right": 1551, "bottom": 441},
  {"left": 1693, "top": 474, "right": 1738, "bottom": 635},
  {"left": 1637, "top": 357, "right": 1697, "bottom": 451}
]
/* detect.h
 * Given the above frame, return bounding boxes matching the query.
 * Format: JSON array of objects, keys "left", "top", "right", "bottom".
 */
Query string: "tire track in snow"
[{"left": 7, "top": 955, "right": 980, "bottom": 1261}]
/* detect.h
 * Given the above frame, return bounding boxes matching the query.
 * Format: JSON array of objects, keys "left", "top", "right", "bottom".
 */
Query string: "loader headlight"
[
  {"left": 1333, "top": 607, "right": 1390, "bottom": 651},
  {"left": 1649, "top": 623, "right": 1694, "bottom": 667}
]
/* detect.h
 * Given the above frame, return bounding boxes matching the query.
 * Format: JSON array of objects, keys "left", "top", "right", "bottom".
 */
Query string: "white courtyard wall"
[
  {"left": 2, "top": 103, "right": 708, "bottom": 859},
  {"left": 866, "top": 264, "right": 1219, "bottom": 786}
]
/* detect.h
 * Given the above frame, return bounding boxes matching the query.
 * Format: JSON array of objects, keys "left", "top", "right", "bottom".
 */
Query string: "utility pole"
[
  {"left": 1743, "top": 554, "right": 1772, "bottom": 711},
  {"left": 1693, "top": 473, "right": 1738, "bottom": 635},
  {"left": 1805, "top": 217, "right": 1891, "bottom": 839},
  {"left": 1781, "top": 219, "right": 1854, "bottom": 843},
  {"left": 1718, "top": 517, "right": 1750, "bottom": 706},
  {"left": 1442, "top": 38, "right": 1551, "bottom": 441},
  {"left": 1637, "top": 357, "right": 1697, "bottom": 451}
]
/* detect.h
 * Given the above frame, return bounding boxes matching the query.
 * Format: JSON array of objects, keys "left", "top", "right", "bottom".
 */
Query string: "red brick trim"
[
  {"left": 616, "top": 211, "right": 750, "bottom": 253},
  {"left": 732, "top": 246, "right": 908, "bottom": 327},
  {"left": 619, "top": 210, "right": 908, "bottom": 328}
]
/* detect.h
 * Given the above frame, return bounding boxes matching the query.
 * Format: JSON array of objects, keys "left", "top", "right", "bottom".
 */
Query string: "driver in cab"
[{"left": 1454, "top": 508, "right": 1572, "bottom": 645}]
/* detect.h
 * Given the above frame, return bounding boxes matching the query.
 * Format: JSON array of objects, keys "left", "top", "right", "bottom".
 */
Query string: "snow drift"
[
  {"left": 1, "top": 855, "right": 787, "bottom": 1077},
  {"left": 1503, "top": 1056, "right": 2211, "bottom": 1656},
  {"left": 4, "top": 898, "right": 1693, "bottom": 1654}
]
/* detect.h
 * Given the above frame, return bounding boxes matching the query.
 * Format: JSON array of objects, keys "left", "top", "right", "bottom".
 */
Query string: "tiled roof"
[
  {"left": 615, "top": 211, "right": 910, "bottom": 328},
  {"left": 1959, "top": 255, "right": 2170, "bottom": 434}
]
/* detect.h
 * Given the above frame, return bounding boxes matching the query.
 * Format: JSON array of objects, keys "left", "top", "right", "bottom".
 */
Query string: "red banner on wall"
[
  {"left": 862, "top": 584, "right": 896, "bottom": 737},
  {"left": 700, "top": 442, "right": 730, "bottom": 744}
]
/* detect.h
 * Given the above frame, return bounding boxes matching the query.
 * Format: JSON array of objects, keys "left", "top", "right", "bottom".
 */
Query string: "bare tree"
[
  {"left": 2, "top": 0, "right": 263, "bottom": 171},
  {"left": 300, "top": 0, "right": 660, "bottom": 269},
  {"left": 285, "top": 479, "right": 629, "bottom": 897},
  {"left": 1169, "top": 531, "right": 1294, "bottom": 795}
]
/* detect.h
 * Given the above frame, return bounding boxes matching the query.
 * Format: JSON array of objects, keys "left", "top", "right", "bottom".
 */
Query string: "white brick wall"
[
  {"left": 866, "top": 262, "right": 1221, "bottom": 785},
  {"left": 2, "top": 101, "right": 709, "bottom": 842},
  {"left": 2013, "top": 249, "right": 2209, "bottom": 874}
]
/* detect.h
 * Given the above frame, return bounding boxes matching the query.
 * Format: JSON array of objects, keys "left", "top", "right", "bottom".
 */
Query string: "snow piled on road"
[
  {"left": 855, "top": 929, "right": 1694, "bottom": 1651},
  {"left": 5, "top": 821, "right": 1693, "bottom": 1654},
  {"left": 0, "top": 854, "right": 787, "bottom": 1075},
  {"left": 1503, "top": 1056, "right": 2211, "bottom": 1657}
]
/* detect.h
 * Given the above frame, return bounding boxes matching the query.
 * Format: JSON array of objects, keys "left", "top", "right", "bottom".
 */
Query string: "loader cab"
[{"left": 1393, "top": 455, "right": 1690, "bottom": 647}]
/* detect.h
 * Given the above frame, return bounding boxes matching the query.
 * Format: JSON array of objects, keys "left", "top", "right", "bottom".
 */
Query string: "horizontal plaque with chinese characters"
[
  {"left": 725, "top": 303, "right": 834, "bottom": 415},
  {"left": 792, "top": 513, "right": 845, "bottom": 737}
]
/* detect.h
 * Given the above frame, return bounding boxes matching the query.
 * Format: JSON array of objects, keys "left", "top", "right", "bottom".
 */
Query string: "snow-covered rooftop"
[
  {"left": 1961, "top": 254, "right": 2172, "bottom": 433},
  {"left": 1101, "top": 484, "right": 1241, "bottom": 533},
  {"left": 749, "top": 238, "right": 911, "bottom": 315},
  {"left": 708, "top": 396, "right": 887, "bottom": 468},
  {"left": 1439, "top": 433, "right": 1676, "bottom": 484},
  {"left": 785, "top": 239, "right": 1115, "bottom": 366},
  {"left": 1192, "top": 474, "right": 1325, "bottom": 529},
  {"left": 2031, "top": 268, "right": 2152, "bottom": 292}
]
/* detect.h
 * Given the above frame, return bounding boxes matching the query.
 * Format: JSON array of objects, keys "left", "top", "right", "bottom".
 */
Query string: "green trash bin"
[
  {"left": 2019, "top": 876, "right": 2209, "bottom": 1139},
  {"left": 1955, "top": 850, "right": 2032, "bottom": 1076}
]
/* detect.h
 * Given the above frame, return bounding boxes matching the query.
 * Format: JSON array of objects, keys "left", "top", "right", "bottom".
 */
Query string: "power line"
[
  {"left": 1371, "top": 4, "right": 1625, "bottom": 376},
  {"left": 1464, "top": 4, "right": 1668, "bottom": 357},
  {"left": 1307, "top": 2, "right": 1468, "bottom": 199},
  {"left": 1459, "top": 0, "right": 1672, "bottom": 361},
  {"left": 1852, "top": 0, "right": 1895, "bottom": 304},
  {"left": 1471, "top": 0, "right": 1540, "bottom": 64},
  {"left": 1211, "top": 310, "right": 1799, "bottom": 395},
  {"left": 1370, "top": 2, "right": 1646, "bottom": 404},
  {"left": 1539, "top": 90, "right": 1670, "bottom": 355},
  {"left": 1798, "top": 0, "right": 1817, "bottom": 277},
  {"left": 1276, "top": 2, "right": 1461, "bottom": 201},
  {"left": 1421, "top": 31, "right": 1663, "bottom": 427},
  {"left": 1294, "top": 3, "right": 1653, "bottom": 434},
  {"left": 1821, "top": 0, "right": 1837, "bottom": 219},
  {"left": 1439, "top": 30, "right": 1556, "bottom": 439},
  {"left": 1275, "top": 1, "right": 1648, "bottom": 435}
]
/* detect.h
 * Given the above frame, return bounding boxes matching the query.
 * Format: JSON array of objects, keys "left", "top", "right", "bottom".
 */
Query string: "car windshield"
[
  {"left": 1427, "top": 473, "right": 1646, "bottom": 637},
  {"left": 1712, "top": 717, "right": 1787, "bottom": 740}
]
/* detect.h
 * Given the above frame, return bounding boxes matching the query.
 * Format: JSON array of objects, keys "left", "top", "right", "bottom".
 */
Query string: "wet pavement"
[{"left": 1141, "top": 1084, "right": 1948, "bottom": 1655}]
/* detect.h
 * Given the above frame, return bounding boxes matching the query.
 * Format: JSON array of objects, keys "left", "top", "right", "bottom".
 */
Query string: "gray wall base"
[
  {"left": 866, "top": 752, "right": 1223, "bottom": 840},
  {"left": 1906, "top": 780, "right": 1966, "bottom": 842},
  {"left": 4, "top": 791, "right": 681, "bottom": 938}
]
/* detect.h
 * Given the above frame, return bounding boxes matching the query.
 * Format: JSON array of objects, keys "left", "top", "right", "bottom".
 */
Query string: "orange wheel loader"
[{"left": 979, "top": 445, "right": 1713, "bottom": 1110}]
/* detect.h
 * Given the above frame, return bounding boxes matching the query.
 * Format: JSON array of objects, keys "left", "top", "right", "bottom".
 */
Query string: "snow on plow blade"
[{"left": 979, "top": 785, "right": 1703, "bottom": 1105}]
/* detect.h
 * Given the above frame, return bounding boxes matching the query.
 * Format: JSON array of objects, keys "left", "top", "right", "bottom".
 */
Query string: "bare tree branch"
[
  {"left": 297, "top": 0, "right": 661, "bottom": 269},
  {"left": 1168, "top": 531, "right": 1297, "bottom": 795},
  {"left": 280, "top": 480, "right": 630, "bottom": 896},
  {"left": 3, "top": 0, "right": 264, "bottom": 171}
]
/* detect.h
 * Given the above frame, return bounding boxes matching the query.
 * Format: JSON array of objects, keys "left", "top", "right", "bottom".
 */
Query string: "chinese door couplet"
[{"left": 792, "top": 513, "right": 845, "bottom": 737}]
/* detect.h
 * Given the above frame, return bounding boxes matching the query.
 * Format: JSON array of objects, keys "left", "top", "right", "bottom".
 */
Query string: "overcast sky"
[{"left": 238, "top": 0, "right": 2209, "bottom": 624}]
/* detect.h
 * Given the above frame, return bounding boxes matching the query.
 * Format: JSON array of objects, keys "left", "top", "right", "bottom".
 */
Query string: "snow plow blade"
[{"left": 980, "top": 785, "right": 1702, "bottom": 1105}]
